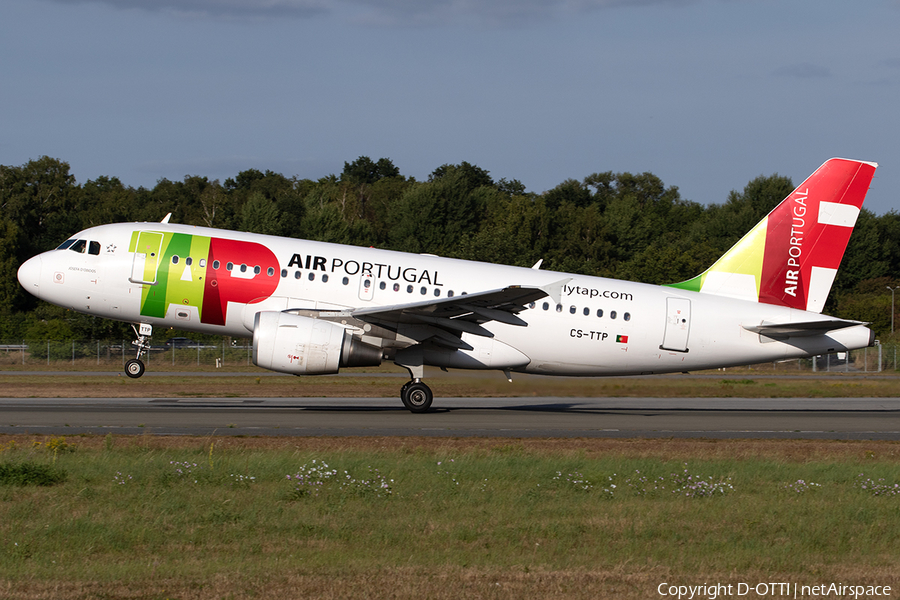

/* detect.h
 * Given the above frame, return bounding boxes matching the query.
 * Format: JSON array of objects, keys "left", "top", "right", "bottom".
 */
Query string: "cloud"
[
  {"left": 345, "top": 0, "right": 698, "bottom": 26},
  {"left": 51, "top": 0, "right": 330, "bottom": 19},
  {"left": 48, "top": 0, "right": 698, "bottom": 22},
  {"left": 772, "top": 62, "right": 832, "bottom": 79}
]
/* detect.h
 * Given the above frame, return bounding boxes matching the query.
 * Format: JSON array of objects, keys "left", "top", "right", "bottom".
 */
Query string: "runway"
[{"left": 1, "top": 396, "right": 899, "bottom": 439}]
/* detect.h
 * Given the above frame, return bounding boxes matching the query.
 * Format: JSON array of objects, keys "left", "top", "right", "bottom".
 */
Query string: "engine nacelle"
[{"left": 252, "top": 311, "right": 382, "bottom": 375}]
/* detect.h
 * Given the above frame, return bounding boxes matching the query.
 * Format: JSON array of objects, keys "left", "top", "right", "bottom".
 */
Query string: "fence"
[
  {"left": 1, "top": 339, "right": 899, "bottom": 372},
  {"left": 0, "top": 340, "right": 254, "bottom": 369}
]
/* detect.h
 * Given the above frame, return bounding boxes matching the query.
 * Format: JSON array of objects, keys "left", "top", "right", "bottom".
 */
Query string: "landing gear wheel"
[
  {"left": 401, "top": 381, "right": 433, "bottom": 413},
  {"left": 125, "top": 359, "right": 145, "bottom": 379}
]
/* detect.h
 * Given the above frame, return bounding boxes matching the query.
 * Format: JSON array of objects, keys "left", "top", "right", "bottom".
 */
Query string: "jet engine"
[{"left": 252, "top": 311, "right": 382, "bottom": 375}]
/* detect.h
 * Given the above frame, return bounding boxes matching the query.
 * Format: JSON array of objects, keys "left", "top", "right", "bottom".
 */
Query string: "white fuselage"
[{"left": 17, "top": 222, "right": 873, "bottom": 376}]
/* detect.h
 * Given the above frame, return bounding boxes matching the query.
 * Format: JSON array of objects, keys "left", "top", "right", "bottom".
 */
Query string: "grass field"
[{"left": 1, "top": 434, "right": 899, "bottom": 599}]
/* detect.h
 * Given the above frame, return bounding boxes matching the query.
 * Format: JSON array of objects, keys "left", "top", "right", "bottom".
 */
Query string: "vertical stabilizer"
[{"left": 669, "top": 158, "right": 877, "bottom": 312}]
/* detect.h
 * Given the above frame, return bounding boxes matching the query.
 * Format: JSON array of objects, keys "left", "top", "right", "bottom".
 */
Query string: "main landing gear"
[
  {"left": 400, "top": 379, "right": 433, "bottom": 413},
  {"left": 125, "top": 323, "right": 153, "bottom": 379},
  {"left": 396, "top": 353, "right": 434, "bottom": 413}
]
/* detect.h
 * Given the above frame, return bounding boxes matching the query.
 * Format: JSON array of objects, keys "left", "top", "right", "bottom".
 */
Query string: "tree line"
[{"left": 2, "top": 155, "right": 898, "bottom": 342}]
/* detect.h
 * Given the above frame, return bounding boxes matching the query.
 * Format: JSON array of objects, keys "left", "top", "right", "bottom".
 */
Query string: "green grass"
[
  {"left": 1, "top": 438, "right": 899, "bottom": 598},
  {"left": 0, "top": 461, "right": 67, "bottom": 486}
]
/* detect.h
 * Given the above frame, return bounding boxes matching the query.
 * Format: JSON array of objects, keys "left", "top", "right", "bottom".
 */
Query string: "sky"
[{"left": 2, "top": 0, "right": 899, "bottom": 215}]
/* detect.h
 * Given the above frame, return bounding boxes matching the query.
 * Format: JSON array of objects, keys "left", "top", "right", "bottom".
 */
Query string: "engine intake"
[{"left": 252, "top": 311, "right": 382, "bottom": 375}]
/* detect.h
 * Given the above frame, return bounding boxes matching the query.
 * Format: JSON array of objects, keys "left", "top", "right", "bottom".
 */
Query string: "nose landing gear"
[{"left": 125, "top": 323, "right": 152, "bottom": 379}]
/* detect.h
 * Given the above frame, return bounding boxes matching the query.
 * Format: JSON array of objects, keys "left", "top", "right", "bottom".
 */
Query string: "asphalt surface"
[{"left": 1, "top": 396, "right": 899, "bottom": 440}]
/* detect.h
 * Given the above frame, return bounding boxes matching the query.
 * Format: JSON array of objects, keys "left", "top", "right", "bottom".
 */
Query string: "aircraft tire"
[
  {"left": 401, "top": 381, "right": 433, "bottom": 413},
  {"left": 125, "top": 359, "right": 145, "bottom": 379}
]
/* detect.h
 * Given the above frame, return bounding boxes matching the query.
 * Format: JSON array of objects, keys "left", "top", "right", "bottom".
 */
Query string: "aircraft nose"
[{"left": 17, "top": 255, "right": 43, "bottom": 295}]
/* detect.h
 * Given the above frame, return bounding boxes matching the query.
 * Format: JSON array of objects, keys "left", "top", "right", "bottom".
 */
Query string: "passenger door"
[{"left": 660, "top": 297, "right": 691, "bottom": 352}]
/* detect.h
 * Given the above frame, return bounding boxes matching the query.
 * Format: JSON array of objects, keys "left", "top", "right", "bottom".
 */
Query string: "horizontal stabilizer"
[{"left": 743, "top": 318, "right": 866, "bottom": 339}]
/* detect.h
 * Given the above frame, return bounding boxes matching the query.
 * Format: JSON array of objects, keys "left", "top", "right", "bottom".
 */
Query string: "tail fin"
[{"left": 668, "top": 158, "right": 877, "bottom": 312}]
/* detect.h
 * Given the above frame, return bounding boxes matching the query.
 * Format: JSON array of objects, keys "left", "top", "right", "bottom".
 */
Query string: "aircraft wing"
[{"left": 350, "top": 283, "right": 555, "bottom": 349}]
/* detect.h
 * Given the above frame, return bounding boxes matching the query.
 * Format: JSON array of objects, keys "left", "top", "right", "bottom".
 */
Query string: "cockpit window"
[
  {"left": 88, "top": 241, "right": 101, "bottom": 255},
  {"left": 69, "top": 240, "right": 87, "bottom": 253},
  {"left": 57, "top": 239, "right": 76, "bottom": 250}
]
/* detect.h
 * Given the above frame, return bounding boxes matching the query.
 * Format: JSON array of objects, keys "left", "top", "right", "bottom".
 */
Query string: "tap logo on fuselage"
[{"left": 130, "top": 231, "right": 279, "bottom": 326}]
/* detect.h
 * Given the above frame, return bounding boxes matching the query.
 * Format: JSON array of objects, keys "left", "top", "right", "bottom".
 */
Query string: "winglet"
[{"left": 541, "top": 278, "right": 572, "bottom": 305}]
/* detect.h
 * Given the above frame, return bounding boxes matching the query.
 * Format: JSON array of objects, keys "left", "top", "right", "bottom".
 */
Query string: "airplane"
[{"left": 16, "top": 158, "right": 878, "bottom": 412}]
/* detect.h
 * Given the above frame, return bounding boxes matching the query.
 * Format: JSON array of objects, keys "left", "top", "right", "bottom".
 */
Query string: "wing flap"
[{"left": 351, "top": 284, "right": 551, "bottom": 345}]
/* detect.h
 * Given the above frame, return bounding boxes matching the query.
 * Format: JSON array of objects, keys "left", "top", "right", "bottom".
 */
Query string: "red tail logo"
[{"left": 758, "top": 158, "right": 876, "bottom": 312}]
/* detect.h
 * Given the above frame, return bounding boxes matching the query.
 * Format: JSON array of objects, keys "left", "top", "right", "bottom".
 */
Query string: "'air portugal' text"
[{"left": 784, "top": 188, "right": 807, "bottom": 298}]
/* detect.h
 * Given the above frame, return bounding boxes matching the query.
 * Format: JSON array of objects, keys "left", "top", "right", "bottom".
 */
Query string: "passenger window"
[
  {"left": 308, "top": 273, "right": 315, "bottom": 281},
  {"left": 448, "top": 290, "right": 454, "bottom": 298},
  {"left": 281, "top": 269, "right": 287, "bottom": 278},
  {"left": 420, "top": 287, "right": 427, "bottom": 295},
  {"left": 624, "top": 312, "right": 631, "bottom": 321},
  {"left": 393, "top": 283, "right": 400, "bottom": 292},
  {"left": 407, "top": 285, "right": 413, "bottom": 293},
  {"left": 254, "top": 265, "right": 261, "bottom": 275},
  {"left": 342, "top": 277, "right": 350, "bottom": 285},
  {"left": 172, "top": 255, "right": 180, "bottom": 265},
  {"left": 186, "top": 257, "right": 193, "bottom": 266},
  {"left": 596, "top": 309, "right": 603, "bottom": 318},
  {"left": 543, "top": 302, "right": 549, "bottom": 311},
  {"left": 267, "top": 267, "right": 275, "bottom": 276},
  {"left": 434, "top": 289, "right": 440, "bottom": 297},
  {"left": 556, "top": 304, "right": 562, "bottom": 313},
  {"left": 611, "top": 311, "right": 617, "bottom": 320},
  {"left": 226, "top": 262, "right": 234, "bottom": 271},
  {"left": 380, "top": 281, "right": 386, "bottom": 290},
  {"left": 569, "top": 306, "right": 576, "bottom": 314},
  {"left": 583, "top": 307, "right": 590, "bottom": 316},
  {"left": 199, "top": 259, "right": 206, "bottom": 268},
  {"left": 322, "top": 274, "right": 329, "bottom": 283},
  {"left": 294, "top": 271, "right": 301, "bottom": 279},
  {"left": 240, "top": 264, "right": 247, "bottom": 273},
  {"left": 88, "top": 241, "right": 101, "bottom": 255},
  {"left": 214, "top": 260, "right": 221, "bottom": 270}
]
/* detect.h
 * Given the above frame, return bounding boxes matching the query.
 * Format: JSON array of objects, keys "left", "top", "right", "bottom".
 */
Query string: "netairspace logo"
[{"left": 657, "top": 582, "right": 892, "bottom": 599}]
